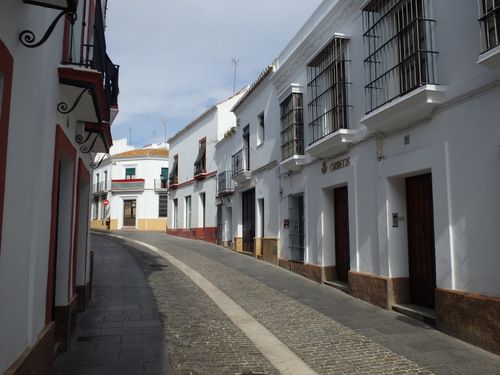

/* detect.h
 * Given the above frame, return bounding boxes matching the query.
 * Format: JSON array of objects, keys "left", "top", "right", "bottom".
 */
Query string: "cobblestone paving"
[{"left": 125, "top": 239, "right": 434, "bottom": 375}]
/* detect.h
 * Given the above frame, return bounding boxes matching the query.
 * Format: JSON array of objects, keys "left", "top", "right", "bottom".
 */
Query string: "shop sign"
[{"left": 321, "top": 157, "right": 350, "bottom": 174}]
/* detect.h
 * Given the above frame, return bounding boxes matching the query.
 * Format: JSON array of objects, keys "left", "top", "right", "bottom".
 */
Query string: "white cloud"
[{"left": 105, "top": 0, "right": 323, "bottom": 148}]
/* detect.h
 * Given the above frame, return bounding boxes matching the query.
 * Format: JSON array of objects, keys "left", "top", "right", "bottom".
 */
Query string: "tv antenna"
[
  {"left": 232, "top": 58, "right": 239, "bottom": 95},
  {"left": 160, "top": 119, "right": 168, "bottom": 148}
]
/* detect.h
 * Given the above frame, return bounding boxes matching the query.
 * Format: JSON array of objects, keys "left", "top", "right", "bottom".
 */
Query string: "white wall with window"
[
  {"left": 167, "top": 88, "right": 248, "bottom": 243},
  {"left": 91, "top": 140, "right": 169, "bottom": 230},
  {"left": 214, "top": 0, "right": 500, "bottom": 355}
]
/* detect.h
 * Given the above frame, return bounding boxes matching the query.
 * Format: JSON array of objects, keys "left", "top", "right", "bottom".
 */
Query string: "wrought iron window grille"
[
  {"left": 478, "top": 0, "right": 500, "bottom": 52},
  {"left": 280, "top": 93, "right": 304, "bottom": 160},
  {"left": 307, "top": 38, "right": 351, "bottom": 145},
  {"left": 363, "top": 0, "right": 438, "bottom": 113}
]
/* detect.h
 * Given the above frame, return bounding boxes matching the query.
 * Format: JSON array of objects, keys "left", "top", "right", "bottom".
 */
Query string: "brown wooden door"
[
  {"left": 406, "top": 173, "right": 436, "bottom": 308},
  {"left": 242, "top": 189, "right": 255, "bottom": 253},
  {"left": 123, "top": 200, "right": 136, "bottom": 227},
  {"left": 334, "top": 186, "right": 350, "bottom": 282}
]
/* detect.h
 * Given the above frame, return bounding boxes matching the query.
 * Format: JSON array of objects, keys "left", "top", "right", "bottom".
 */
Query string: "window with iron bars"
[
  {"left": 281, "top": 93, "right": 304, "bottom": 160},
  {"left": 307, "top": 38, "right": 350, "bottom": 145},
  {"left": 158, "top": 194, "right": 168, "bottom": 217},
  {"left": 479, "top": 0, "right": 500, "bottom": 52},
  {"left": 363, "top": 0, "right": 438, "bottom": 113}
]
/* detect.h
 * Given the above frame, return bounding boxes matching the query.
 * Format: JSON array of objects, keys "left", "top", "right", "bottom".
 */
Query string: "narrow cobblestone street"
[{"left": 55, "top": 231, "right": 500, "bottom": 375}]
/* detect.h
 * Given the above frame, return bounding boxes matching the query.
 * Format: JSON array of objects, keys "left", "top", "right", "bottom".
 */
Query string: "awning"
[{"left": 194, "top": 141, "right": 206, "bottom": 166}]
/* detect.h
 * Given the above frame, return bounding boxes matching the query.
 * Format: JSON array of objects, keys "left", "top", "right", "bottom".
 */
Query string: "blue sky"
[{"left": 105, "top": 0, "right": 323, "bottom": 148}]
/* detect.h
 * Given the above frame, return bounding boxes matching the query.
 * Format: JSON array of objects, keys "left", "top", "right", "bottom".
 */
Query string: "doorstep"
[
  {"left": 392, "top": 303, "right": 436, "bottom": 326},
  {"left": 324, "top": 280, "right": 349, "bottom": 294}
]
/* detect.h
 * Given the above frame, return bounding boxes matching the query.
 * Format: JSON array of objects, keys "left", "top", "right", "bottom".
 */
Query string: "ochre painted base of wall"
[
  {"left": 349, "top": 271, "right": 410, "bottom": 309},
  {"left": 234, "top": 237, "right": 242, "bottom": 252},
  {"left": 436, "top": 288, "right": 500, "bottom": 355},
  {"left": 255, "top": 238, "right": 262, "bottom": 256},
  {"left": 4, "top": 322, "right": 55, "bottom": 375},
  {"left": 90, "top": 219, "right": 119, "bottom": 230},
  {"left": 54, "top": 294, "right": 78, "bottom": 352},
  {"left": 167, "top": 227, "right": 217, "bottom": 244},
  {"left": 90, "top": 219, "right": 108, "bottom": 229},
  {"left": 137, "top": 218, "right": 167, "bottom": 231},
  {"left": 261, "top": 238, "right": 280, "bottom": 265}
]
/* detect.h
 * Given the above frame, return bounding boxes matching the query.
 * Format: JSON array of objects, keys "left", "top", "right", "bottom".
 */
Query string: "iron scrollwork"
[
  {"left": 75, "top": 131, "right": 92, "bottom": 145},
  {"left": 90, "top": 153, "right": 109, "bottom": 169},
  {"left": 80, "top": 133, "right": 100, "bottom": 154},
  {"left": 19, "top": 9, "right": 77, "bottom": 48},
  {"left": 57, "top": 88, "right": 90, "bottom": 115}
]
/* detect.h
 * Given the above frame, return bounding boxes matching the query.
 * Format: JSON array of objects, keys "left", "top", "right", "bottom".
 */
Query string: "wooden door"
[
  {"left": 123, "top": 200, "right": 136, "bottom": 227},
  {"left": 334, "top": 186, "right": 350, "bottom": 282},
  {"left": 406, "top": 173, "right": 436, "bottom": 308},
  {"left": 242, "top": 189, "right": 255, "bottom": 253}
]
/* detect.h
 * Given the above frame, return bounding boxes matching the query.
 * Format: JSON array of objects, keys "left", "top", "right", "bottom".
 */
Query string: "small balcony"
[
  {"left": 217, "top": 171, "right": 234, "bottom": 196},
  {"left": 306, "top": 114, "right": 357, "bottom": 159},
  {"left": 111, "top": 179, "right": 144, "bottom": 191},
  {"left": 360, "top": 85, "right": 446, "bottom": 133},
  {"left": 231, "top": 148, "right": 251, "bottom": 184},
  {"left": 57, "top": 1, "right": 119, "bottom": 154},
  {"left": 93, "top": 181, "right": 108, "bottom": 193},
  {"left": 194, "top": 165, "right": 208, "bottom": 181},
  {"left": 154, "top": 179, "right": 169, "bottom": 190},
  {"left": 169, "top": 176, "right": 179, "bottom": 190}
]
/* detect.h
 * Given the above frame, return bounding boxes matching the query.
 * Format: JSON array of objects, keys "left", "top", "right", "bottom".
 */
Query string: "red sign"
[{"left": 103, "top": 199, "right": 110, "bottom": 206}]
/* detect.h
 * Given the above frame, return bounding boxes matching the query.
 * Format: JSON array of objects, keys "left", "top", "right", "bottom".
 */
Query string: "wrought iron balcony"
[
  {"left": 231, "top": 147, "right": 251, "bottom": 184},
  {"left": 194, "top": 164, "right": 207, "bottom": 180},
  {"left": 57, "top": 0, "right": 119, "bottom": 160},
  {"left": 154, "top": 179, "right": 169, "bottom": 190},
  {"left": 217, "top": 171, "right": 234, "bottom": 196},
  {"left": 92, "top": 181, "right": 108, "bottom": 193}
]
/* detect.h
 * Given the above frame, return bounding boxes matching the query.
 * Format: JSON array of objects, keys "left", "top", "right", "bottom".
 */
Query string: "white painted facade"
[
  {"left": 211, "top": 0, "right": 500, "bottom": 354},
  {"left": 91, "top": 139, "right": 169, "bottom": 231},
  {"left": 0, "top": 1, "right": 119, "bottom": 373},
  {"left": 167, "top": 88, "right": 248, "bottom": 243},
  {"left": 219, "top": 66, "right": 282, "bottom": 259}
]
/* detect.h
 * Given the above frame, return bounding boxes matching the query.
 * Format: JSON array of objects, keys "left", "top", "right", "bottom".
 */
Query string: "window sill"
[
  {"left": 477, "top": 45, "right": 500, "bottom": 72},
  {"left": 360, "top": 85, "right": 446, "bottom": 133},
  {"left": 280, "top": 155, "right": 305, "bottom": 172},
  {"left": 306, "top": 129, "right": 358, "bottom": 159}
]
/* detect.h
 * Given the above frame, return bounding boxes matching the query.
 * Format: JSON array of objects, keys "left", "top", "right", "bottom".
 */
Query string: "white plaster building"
[
  {"left": 0, "top": 1, "right": 119, "bottom": 373},
  {"left": 91, "top": 139, "right": 169, "bottom": 231},
  {"left": 217, "top": 66, "right": 282, "bottom": 263},
  {"left": 212, "top": 0, "right": 500, "bottom": 355},
  {"left": 167, "top": 88, "right": 248, "bottom": 244}
]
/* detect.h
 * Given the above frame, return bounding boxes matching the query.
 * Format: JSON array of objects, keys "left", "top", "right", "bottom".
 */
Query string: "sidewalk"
[{"left": 53, "top": 233, "right": 171, "bottom": 375}]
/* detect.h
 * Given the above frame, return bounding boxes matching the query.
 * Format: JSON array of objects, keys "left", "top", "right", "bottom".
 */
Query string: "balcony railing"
[
  {"left": 93, "top": 181, "right": 108, "bottom": 193},
  {"left": 217, "top": 171, "right": 234, "bottom": 195},
  {"left": 154, "top": 179, "right": 169, "bottom": 190},
  {"left": 232, "top": 148, "right": 249, "bottom": 176},
  {"left": 60, "top": 0, "right": 119, "bottom": 123},
  {"left": 194, "top": 164, "right": 207, "bottom": 180}
]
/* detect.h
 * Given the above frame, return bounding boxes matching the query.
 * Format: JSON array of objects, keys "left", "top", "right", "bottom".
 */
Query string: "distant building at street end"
[{"left": 91, "top": 139, "right": 169, "bottom": 231}]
